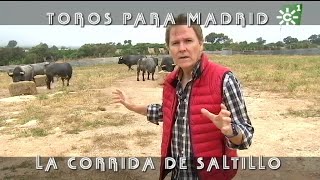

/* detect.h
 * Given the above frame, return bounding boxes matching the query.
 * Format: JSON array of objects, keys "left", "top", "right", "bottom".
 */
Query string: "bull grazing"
[
  {"left": 137, "top": 57, "right": 158, "bottom": 81},
  {"left": 118, "top": 55, "right": 146, "bottom": 71},
  {"left": 7, "top": 65, "right": 35, "bottom": 82},
  {"left": 160, "top": 56, "right": 176, "bottom": 72},
  {"left": 30, "top": 62, "right": 50, "bottom": 76},
  {"left": 45, "top": 62, "right": 73, "bottom": 89}
]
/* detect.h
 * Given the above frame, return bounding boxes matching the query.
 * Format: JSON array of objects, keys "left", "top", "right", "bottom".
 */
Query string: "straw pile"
[
  {"left": 34, "top": 75, "right": 47, "bottom": 87},
  {"left": 8, "top": 81, "right": 37, "bottom": 96}
]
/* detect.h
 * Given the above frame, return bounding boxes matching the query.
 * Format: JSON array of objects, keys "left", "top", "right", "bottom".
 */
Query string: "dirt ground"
[{"left": 0, "top": 73, "right": 319, "bottom": 179}]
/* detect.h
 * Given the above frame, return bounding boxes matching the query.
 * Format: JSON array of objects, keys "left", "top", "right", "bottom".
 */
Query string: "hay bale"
[
  {"left": 157, "top": 71, "right": 171, "bottom": 86},
  {"left": 8, "top": 81, "right": 37, "bottom": 96},
  {"left": 34, "top": 75, "right": 47, "bottom": 87}
]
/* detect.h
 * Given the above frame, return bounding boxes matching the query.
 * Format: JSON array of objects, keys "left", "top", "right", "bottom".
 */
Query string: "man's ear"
[
  {"left": 165, "top": 45, "right": 171, "bottom": 55},
  {"left": 200, "top": 41, "right": 204, "bottom": 52}
]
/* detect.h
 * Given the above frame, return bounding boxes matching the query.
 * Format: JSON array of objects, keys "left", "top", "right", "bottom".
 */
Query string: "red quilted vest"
[{"left": 159, "top": 54, "right": 238, "bottom": 180}]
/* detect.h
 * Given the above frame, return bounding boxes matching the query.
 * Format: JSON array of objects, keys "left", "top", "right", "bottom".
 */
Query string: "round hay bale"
[
  {"left": 34, "top": 75, "right": 47, "bottom": 87},
  {"left": 8, "top": 81, "right": 38, "bottom": 97},
  {"left": 157, "top": 71, "right": 171, "bottom": 86}
]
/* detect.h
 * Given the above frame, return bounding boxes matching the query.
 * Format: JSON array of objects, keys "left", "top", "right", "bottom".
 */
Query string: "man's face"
[{"left": 168, "top": 25, "right": 203, "bottom": 72}]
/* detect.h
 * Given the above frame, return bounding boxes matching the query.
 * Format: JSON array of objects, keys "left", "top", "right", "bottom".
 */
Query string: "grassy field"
[
  {"left": 0, "top": 55, "right": 319, "bottom": 179},
  {"left": 210, "top": 55, "right": 320, "bottom": 119},
  {"left": 0, "top": 64, "right": 137, "bottom": 137},
  {"left": 0, "top": 55, "right": 319, "bottom": 138},
  {"left": 209, "top": 55, "right": 320, "bottom": 99},
  {"left": 1, "top": 55, "right": 319, "bottom": 98}
]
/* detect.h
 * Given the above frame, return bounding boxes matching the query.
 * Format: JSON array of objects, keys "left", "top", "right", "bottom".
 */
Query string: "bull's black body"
[
  {"left": 7, "top": 65, "right": 35, "bottom": 82},
  {"left": 30, "top": 62, "right": 49, "bottom": 76},
  {"left": 45, "top": 62, "right": 73, "bottom": 89},
  {"left": 137, "top": 57, "right": 158, "bottom": 81},
  {"left": 160, "top": 56, "right": 175, "bottom": 72},
  {"left": 118, "top": 55, "right": 146, "bottom": 71}
]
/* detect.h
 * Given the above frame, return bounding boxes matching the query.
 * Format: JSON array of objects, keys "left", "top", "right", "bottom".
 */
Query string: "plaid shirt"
[{"left": 147, "top": 61, "right": 254, "bottom": 180}]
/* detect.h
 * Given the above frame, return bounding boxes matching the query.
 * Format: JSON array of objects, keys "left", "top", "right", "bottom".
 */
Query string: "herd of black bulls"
[
  {"left": 7, "top": 61, "right": 72, "bottom": 89},
  {"left": 117, "top": 55, "right": 175, "bottom": 81},
  {"left": 6, "top": 55, "right": 175, "bottom": 89}
]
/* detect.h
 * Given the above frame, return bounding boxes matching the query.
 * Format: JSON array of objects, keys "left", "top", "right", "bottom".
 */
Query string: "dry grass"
[
  {"left": 0, "top": 158, "right": 147, "bottom": 180},
  {"left": 102, "top": 113, "right": 135, "bottom": 126},
  {"left": 78, "top": 133, "right": 130, "bottom": 154},
  {"left": 209, "top": 55, "right": 320, "bottom": 99},
  {"left": 210, "top": 55, "right": 320, "bottom": 118},
  {"left": 0, "top": 72, "right": 12, "bottom": 89},
  {"left": 71, "top": 64, "right": 135, "bottom": 91},
  {"left": 1, "top": 56, "right": 319, "bottom": 135},
  {"left": 18, "top": 128, "right": 49, "bottom": 138},
  {"left": 2, "top": 168, "right": 146, "bottom": 180},
  {"left": 0, "top": 56, "right": 319, "bottom": 179},
  {"left": 0, "top": 117, "right": 5, "bottom": 127},
  {"left": 283, "top": 101, "right": 320, "bottom": 118},
  {"left": 131, "top": 130, "right": 157, "bottom": 147},
  {"left": 0, "top": 64, "right": 136, "bottom": 137},
  {"left": 1, "top": 55, "right": 319, "bottom": 132},
  {"left": 1, "top": 160, "right": 33, "bottom": 171},
  {"left": 92, "top": 133, "right": 128, "bottom": 150}
]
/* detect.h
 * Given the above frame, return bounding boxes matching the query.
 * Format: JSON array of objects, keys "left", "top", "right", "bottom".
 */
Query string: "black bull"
[
  {"left": 137, "top": 57, "right": 158, "bottom": 81},
  {"left": 7, "top": 62, "right": 50, "bottom": 83},
  {"left": 7, "top": 65, "right": 35, "bottom": 82},
  {"left": 44, "top": 62, "right": 73, "bottom": 89},
  {"left": 31, "top": 62, "right": 50, "bottom": 76},
  {"left": 160, "top": 56, "right": 176, "bottom": 72},
  {"left": 118, "top": 55, "right": 146, "bottom": 71}
]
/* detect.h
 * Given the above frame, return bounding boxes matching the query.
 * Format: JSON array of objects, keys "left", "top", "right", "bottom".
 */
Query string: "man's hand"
[
  {"left": 112, "top": 89, "right": 134, "bottom": 111},
  {"left": 112, "top": 89, "right": 148, "bottom": 116},
  {"left": 201, "top": 103, "right": 234, "bottom": 137}
]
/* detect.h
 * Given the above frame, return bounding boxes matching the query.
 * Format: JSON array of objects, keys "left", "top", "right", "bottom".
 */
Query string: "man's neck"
[{"left": 182, "top": 70, "right": 193, "bottom": 81}]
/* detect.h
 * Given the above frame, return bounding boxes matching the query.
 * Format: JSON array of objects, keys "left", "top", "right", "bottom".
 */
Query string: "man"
[{"left": 113, "top": 14, "right": 254, "bottom": 180}]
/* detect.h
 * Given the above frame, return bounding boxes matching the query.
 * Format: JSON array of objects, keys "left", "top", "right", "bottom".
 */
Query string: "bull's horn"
[
  {"left": 172, "top": 64, "right": 176, "bottom": 66},
  {"left": 161, "top": 65, "right": 166, "bottom": 67},
  {"left": 8, "top": 72, "right": 13, "bottom": 76},
  {"left": 20, "top": 72, "right": 25, "bottom": 75}
]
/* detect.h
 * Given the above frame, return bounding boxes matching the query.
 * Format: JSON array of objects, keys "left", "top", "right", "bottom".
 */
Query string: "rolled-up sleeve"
[
  {"left": 147, "top": 104, "right": 163, "bottom": 125},
  {"left": 223, "top": 72, "right": 254, "bottom": 150}
]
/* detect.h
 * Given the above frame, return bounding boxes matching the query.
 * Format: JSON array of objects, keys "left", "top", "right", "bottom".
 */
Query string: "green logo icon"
[{"left": 276, "top": 4, "right": 303, "bottom": 25}]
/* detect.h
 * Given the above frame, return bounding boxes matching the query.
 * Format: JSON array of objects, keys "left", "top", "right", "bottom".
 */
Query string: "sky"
[{"left": 0, "top": 25, "right": 319, "bottom": 48}]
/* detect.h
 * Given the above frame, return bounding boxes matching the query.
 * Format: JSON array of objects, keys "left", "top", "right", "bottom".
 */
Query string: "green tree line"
[
  {"left": 1, "top": 33, "right": 320, "bottom": 66},
  {"left": 204, "top": 33, "right": 320, "bottom": 51}
]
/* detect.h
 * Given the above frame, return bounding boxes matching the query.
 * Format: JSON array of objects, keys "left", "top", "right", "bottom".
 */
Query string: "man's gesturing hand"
[
  {"left": 112, "top": 89, "right": 133, "bottom": 110},
  {"left": 201, "top": 103, "right": 234, "bottom": 137}
]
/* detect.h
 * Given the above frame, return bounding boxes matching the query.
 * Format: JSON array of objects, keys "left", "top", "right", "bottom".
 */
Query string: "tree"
[
  {"left": 23, "top": 53, "right": 38, "bottom": 64},
  {"left": 239, "top": 41, "right": 248, "bottom": 45},
  {"left": 275, "top": 41, "right": 284, "bottom": 48},
  {"left": 60, "top": 46, "right": 68, "bottom": 50},
  {"left": 0, "top": 47, "right": 25, "bottom": 65},
  {"left": 283, "top": 36, "right": 298, "bottom": 45},
  {"left": 308, "top": 34, "right": 320, "bottom": 45},
  {"left": 205, "top": 33, "right": 216, "bottom": 44},
  {"left": 29, "top": 43, "right": 50, "bottom": 62},
  {"left": 223, "top": 38, "right": 233, "bottom": 46},
  {"left": 48, "top": 45, "right": 60, "bottom": 60},
  {"left": 205, "top": 32, "right": 231, "bottom": 44},
  {"left": 256, "top": 37, "right": 266, "bottom": 45},
  {"left": 7, "top": 40, "right": 18, "bottom": 48}
]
